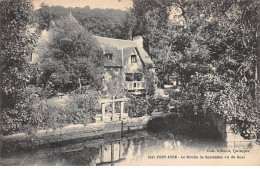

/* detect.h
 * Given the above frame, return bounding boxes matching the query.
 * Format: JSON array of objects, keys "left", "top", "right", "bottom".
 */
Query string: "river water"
[{"left": 1, "top": 115, "right": 259, "bottom": 166}]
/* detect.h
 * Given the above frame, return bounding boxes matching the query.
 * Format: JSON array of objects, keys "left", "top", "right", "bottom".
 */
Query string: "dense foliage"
[
  {"left": 132, "top": 0, "right": 260, "bottom": 138},
  {"left": 126, "top": 95, "right": 155, "bottom": 117},
  {"left": 0, "top": 1, "right": 105, "bottom": 136},
  {"left": 36, "top": 5, "right": 134, "bottom": 40},
  {"left": 0, "top": 0, "right": 35, "bottom": 110},
  {"left": 63, "top": 86, "right": 101, "bottom": 125},
  {"left": 0, "top": 0, "right": 39, "bottom": 135},
  {"left": 38, "top": 15, "right": 104, "bottom": 92}
]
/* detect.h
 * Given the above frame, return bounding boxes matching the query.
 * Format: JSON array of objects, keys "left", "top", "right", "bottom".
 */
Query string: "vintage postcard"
[{"left": 0, "top": 0, "right": 259, "bottom": 166}]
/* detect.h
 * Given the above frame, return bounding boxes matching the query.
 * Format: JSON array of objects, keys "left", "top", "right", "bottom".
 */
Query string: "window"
[
  {"left": 105, "top": 53, "right": 113, "bottom": 60},
  {"left": 134, "top": 73, "right": 142, "bottom": 81},
  {"left": 131, "top": 55, "right": 137, "bottom": 63},
  {"left": 125, "top": 73, "right": 134, "bottom": 81},
  {"left": 125, "top": 73, "right": 143, "bottom": 81}
]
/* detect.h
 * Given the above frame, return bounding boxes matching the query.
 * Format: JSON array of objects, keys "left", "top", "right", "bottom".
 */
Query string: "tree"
[
  {"left": 36, "top": 5, "right": 133, "bottom": 40},
  {"left": 132, "top": 0, "right": 172, "bottom": 53},
  {"left": 133, "top": 0, "right": 260, "bottom": 138},
  {"left": 0, "top": 0, "right": 38, "bottom": 135},
  {"left": 36, "top": 4, "right": 69, "bottom": 31},
  {"left": 39, "top": 14, "right": 104, "bottom": 93},
  {"left": 171, "top": 0, "right": 259, "bottom": 138}
]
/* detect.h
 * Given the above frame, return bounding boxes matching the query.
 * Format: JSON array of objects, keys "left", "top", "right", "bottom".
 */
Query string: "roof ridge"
[{"left": 93, "top": 35, "right": 135, "bottom": 43}]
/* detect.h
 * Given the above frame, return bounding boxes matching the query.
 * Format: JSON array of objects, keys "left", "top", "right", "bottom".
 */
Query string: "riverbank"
[
  {"left": 0, "top": 130, "right": 149, "bottom": 166},
  {"left": 2, "top": 110, "right": 258, "bottom": 153},
  {"left": 1, "top": 115, "right": 151, "bottom": 150},
  {"left": 1, "top": 116, "right": 259, "bottom": 166}
]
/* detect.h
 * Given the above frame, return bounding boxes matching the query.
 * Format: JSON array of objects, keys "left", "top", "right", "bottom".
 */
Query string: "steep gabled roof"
[
  {"left": 123, "top": 47, "right": 136, "bottom": 65},
  {"left": 102, "top": 45, "right": 122, "bottom": 67},
  {"left": 30, "top": 29, "right": 50, "bottom": 64},
  {"left": 94, "top": 36, "right": 136, "bottom": 49},
  {"left": 136, "top": 45, "right": 154, "bottom": 66},
  {"left": 94, "top": 35, "right": 154, "bottom": 67}
]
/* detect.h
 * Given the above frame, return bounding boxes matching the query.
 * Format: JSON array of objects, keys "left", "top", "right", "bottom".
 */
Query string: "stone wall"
[{"left": 1, "top": 116, "right": 150, "bottom": 150}]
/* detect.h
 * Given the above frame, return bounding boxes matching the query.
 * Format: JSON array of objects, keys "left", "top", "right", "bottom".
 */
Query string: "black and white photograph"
[{"left": 0, "top": 0, "right": 259, "bottom": 166}]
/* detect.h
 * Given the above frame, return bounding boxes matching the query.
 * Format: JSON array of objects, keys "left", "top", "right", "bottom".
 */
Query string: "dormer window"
[
  {"left": 130, "top": 50, "right": 137, "bottom": 63},
  {"left": 105, "top": 53, "right": 113, "bottom": 60},
  {"left": 131, "top": 55, "right": 137, "bottom": 63}
]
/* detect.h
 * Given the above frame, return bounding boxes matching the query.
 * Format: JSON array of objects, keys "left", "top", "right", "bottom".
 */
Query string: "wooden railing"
[
  {"left": 124, "top": 81, "right": 146, "bottom": 90},
  {"left": 99, "top": 97, "right": 130, "bottom": 122}
]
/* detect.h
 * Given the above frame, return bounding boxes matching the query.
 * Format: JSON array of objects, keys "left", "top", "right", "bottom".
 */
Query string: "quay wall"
[{"left": 1, "top": 116, "right": 150, "bottom": 149}]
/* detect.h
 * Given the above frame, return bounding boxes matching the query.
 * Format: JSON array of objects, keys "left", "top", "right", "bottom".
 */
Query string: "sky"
[{"left": 32, "top": 0, "right": 133, "bottom": 10}]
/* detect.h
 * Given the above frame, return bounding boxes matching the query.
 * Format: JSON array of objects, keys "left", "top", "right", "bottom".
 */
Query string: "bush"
[
  {"left": 1, "top": 86, "right": 64, "bottom": 136},
  {"left": 64, "top": 87, "right": 101, "bottom": 125},
  {"left": 1, "top": 86, "right": 102, "bottom": 136},
  {"left": 125, "top": 94, "right": 155, "bottom": 117}
]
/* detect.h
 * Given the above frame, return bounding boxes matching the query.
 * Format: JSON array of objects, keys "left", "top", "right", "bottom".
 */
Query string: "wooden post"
[
  {"left": 100, "top": 145, "right": 104, "bottom": 163},
  {"left": 119, "top": 141, "right": 122, "bottom": 159},
  {"left": 101, "top": 103, "right": 105, "bottom": 121},
  {"left": 112, "top": 96, "right": 115, "bottom": 121},
  {"left": 120, "top": 101, "right": 124, "bottom": 120},
  {"left": 111, "top": 143, "right": 114, "bottom": 163}
]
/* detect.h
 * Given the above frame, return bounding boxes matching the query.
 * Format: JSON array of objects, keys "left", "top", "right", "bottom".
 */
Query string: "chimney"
[{"left": 133, "top": 36, "right": 143, "bottom": 48}]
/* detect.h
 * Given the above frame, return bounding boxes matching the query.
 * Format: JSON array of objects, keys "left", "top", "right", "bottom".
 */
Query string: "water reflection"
[
  {"left": 96, "top": 141, "right": 125, "bottom": 166},
  {"left": 1, "top": 118, "right": 259, "bottom": 166}
]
